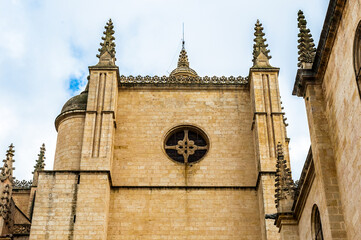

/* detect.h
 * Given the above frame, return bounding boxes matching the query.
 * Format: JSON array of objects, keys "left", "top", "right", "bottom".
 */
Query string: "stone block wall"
[
  {"left": 29, "top": 172, "right": 110, "bottom": 240},
  {"left": 257, "top": 174, "right": 279, "bottom": 240},
  {"left": 73, "top": 172, "right": 110, "bottom": 239},
  {"left": 108, "top": 188, "right": 261, "bottom": 239},
  {"left": 29, "top": 172, "right": 78, "bottom": 239},
  {"left": 321, "top": 0, "right": 361, "bottom": 239},
  {"left": 113, "top": 87, "right": 256, "bottom": 187}
]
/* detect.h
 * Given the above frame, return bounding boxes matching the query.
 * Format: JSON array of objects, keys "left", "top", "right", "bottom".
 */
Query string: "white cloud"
[{"left": 0, "top": 0, "right": 328, "bottom": 181}]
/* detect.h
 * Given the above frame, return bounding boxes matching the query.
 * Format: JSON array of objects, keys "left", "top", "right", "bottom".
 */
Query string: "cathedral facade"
[{"left": 0, "top": 0, "right": 359, "bottom": 239}]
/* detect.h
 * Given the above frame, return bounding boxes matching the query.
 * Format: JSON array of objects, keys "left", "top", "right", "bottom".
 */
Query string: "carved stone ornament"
[
  {"left": 12, "top": 224, "right": 31, "bottom": 234},
  {"left": 164, "top": 126, "right": 209, "bottom": 164},
  {"left": 0, "top": 184, "right": 12, "bottom": 223},
  {"left": 13, "top": 179, "right": 32, "bottom": 189},
  {"left": 120, "top": 75, "right": 248, "bottom": 85}
]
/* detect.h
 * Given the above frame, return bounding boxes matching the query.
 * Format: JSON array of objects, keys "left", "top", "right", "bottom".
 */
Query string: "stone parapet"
[{"left": 119, "top": 75, "right": 248, "bottom": 85}]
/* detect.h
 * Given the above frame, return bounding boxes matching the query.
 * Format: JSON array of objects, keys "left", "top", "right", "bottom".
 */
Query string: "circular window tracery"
[{"left": 164, "top": 126, "right": 209, "bottom": 164}]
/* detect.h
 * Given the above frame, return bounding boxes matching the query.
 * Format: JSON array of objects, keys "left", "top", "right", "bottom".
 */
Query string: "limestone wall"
[
  {"left": 29, "top": 172, "right": 78, "bottom": 239},
  {"left": 73, "top": 172, "right": 110, "bottom": 239},
  {"left": 321, "top": 0, "right": 361, "bottom": 238},
  {"left": 108, "top": 188, "right": 261, "bottom": 239},
  {"left": 112, "top": 87, "right": 256, "bottom": 187},
  {"left": 54, "top": 115, "right": 85, "bottom": 170},
  {"left": 298, "top": 176, "right": 323, "bottom": 240}
]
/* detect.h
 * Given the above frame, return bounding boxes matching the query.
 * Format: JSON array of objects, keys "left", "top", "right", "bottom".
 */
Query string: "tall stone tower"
[{"left": 29, "top": 19, "right": 290, "bottom": 239}]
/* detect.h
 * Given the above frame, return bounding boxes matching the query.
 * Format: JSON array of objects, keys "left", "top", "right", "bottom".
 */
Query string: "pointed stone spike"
[
  {"left": 1, "top": 144, "right": 15, "bottom": 182},
  {"left": 297, "top": 10, "right": 316, "bottom": 69},
  {"left": 34, "top": 143, "right": 46, "bottom": 172},
  {"left": 96, "top": 19, "right": 117, "bottom": 66},
  {"left": 6, "top": 144, "right": 14, "bottom": 156},
  {"left": 252, "top": 20, "right": 272, "bottom": 68},
  {"left": 32, "top": 144, "right": 46, "bottom": 186}
]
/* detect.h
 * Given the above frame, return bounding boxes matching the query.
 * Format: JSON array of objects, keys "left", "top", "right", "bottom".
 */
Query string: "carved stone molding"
[
  {"left": 12, "top": 224, "right": 31, "bottom": 235},
  {"left": 13, "top": 179, "right": 32, "bottom": 189},
  {"left": 119, "top": 75, "right": 248, "bottom": 85}
]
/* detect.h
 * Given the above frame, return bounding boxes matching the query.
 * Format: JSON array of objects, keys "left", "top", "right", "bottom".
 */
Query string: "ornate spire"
[
  {"left": 252, "top": 20, "right": 272, "bottom": 68},
  {"left": 32, "top": 144, "right": 46, "bottom": 186},
  {"left": 297, "top": 10, "right": 316, "bottom": 69},
  {"left": 96, "top": 19, "right": 116, "bottom": 66},
  {"left": 275, "top": 143, "right": 295, "bottom": 212},
  {"left": 177, "top": 41, "right": 190, "bottom": 68},
  {"left": 0, "top": 144, "right": 15, "bottom": 225},
  {"left": 169, "top": 41, "right": 198, "bottom": 78},
  {"left": 0, "top": 144, "right": 15, "bottom": 182},
  {"left": 33, "top": 144, "right": 46, "bottom": 172}
]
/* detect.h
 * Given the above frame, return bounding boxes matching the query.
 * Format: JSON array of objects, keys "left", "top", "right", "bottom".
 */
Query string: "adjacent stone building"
[
  {"left": 275, "top": 0, "right": 361, "bottom": 239},
  {"left": 0, "top": 0, "right": 359, "bottom": 239}
]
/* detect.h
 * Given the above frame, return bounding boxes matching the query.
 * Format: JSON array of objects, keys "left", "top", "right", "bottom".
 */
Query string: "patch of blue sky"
[
  {"left": 68, "top": 76, "right": 85, "bottom": 95},
  {"left": 25, "top": 0, "right": 43, "bottom": 9}
]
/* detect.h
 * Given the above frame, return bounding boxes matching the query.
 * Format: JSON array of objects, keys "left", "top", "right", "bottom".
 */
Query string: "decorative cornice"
[
  {"left": 13, "top": 180, "right": 32, "bottom": 189},
  {"left": 119, "top": 75, "right": 248, "bottom": 85}
]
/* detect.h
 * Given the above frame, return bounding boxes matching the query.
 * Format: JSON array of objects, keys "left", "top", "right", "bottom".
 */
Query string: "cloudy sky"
[{"left": 0, "top": 0, "right": 328, "bottom": 181}]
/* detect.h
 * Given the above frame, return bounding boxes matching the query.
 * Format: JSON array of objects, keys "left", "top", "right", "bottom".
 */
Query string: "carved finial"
[
  {"left": 1, "top": 144, "right": 15, "bottom": 182},
  {"left": 33, "top": 144, "right": 46, "bottom": 172},
  {"left": 32, "top": 144, "right": 46, "bottom": 186},
  {"left": 96, "top": 19, "right": 116, "bottom": 66},
  {"left": 6, "top": 144, "right": 14, "bottom": 157},
  {"left": 297, "top": 10, "right": 316, "bottom": 69},
  {"left": 169, "top": 40, "right": 198, "bottom": 78},
  {"left": 275, "top": 142, "right": 295, "bottom": 212},
  {"left": 252, "top": 19, "right": 272, "bottom": 68},
  {"left": 177, "top": 45, "right": 190, "bottom": 68},
  {"left": 0, "top": 144, "right": 15, "bottom": 225}
]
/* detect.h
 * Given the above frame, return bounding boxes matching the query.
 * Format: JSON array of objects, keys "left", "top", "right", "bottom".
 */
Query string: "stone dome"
[{"left": 60, "top": 86, "right": 88, "bottom": 114}]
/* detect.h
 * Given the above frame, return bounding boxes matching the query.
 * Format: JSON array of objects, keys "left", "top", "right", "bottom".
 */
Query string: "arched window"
[
  {"left": 353, "top": 20, "right": 361, "bottom": 97},
  {"left": 311, "top": 205, "right": 324, "bottom": 240}
]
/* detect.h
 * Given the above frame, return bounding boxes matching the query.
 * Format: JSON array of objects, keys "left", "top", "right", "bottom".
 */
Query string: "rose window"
[{"left": 164, "top": 126, "right": 209, "bottom": 164}]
